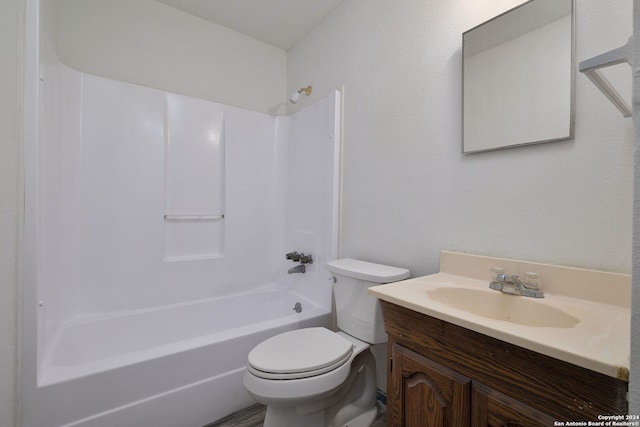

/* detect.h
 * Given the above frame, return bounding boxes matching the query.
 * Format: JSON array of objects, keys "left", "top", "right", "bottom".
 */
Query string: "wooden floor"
[
  {"left": 204, "top": 403, "right": 387, "bottom": 427},
  {"left": 204, "top": 404, "right": 266, "bottom": 427}
]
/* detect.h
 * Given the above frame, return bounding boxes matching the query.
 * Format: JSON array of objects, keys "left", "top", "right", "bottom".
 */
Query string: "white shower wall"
[{"left": 38, "top": 50, "right": 340, "bottom": 359}]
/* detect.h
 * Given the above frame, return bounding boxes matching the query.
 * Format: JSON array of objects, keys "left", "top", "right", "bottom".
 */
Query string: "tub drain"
[{"left": 292, "top": 302, "right": 302, "bottom": 313}]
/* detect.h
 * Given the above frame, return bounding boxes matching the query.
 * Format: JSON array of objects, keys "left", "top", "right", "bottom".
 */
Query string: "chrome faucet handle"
[
  {"left": 286, "top": 251, "right": 301, "bottom": 261},
  {"left": 299, "top": 253, "right": 313, "bottom": 264},
  {"left": 489, "top": 271, "right": 544, "bottom": 298},
  {"left": 523, "top": 272, "right": 541, "bottom": 290}
]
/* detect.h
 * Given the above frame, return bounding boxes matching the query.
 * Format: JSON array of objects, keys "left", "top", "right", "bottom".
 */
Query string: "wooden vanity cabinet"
[
  {"left": 381, "top": 301, "right": 628, "bottom": 427},
  {"left": 390, "top": 343, "right": 471, "bottom": 426},
  {"left": 471, "top": 382, "right": 557, "bottom": 426}
]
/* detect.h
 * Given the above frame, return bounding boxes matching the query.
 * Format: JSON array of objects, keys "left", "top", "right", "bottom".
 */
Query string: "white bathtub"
[{"left": 32, "top": 287, "right": 331, "bottom": 427}]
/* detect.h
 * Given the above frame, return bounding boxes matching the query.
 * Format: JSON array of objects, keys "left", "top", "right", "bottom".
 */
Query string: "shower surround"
[{"left": 23, "top": 39, "right": 342, "bottom": 426}]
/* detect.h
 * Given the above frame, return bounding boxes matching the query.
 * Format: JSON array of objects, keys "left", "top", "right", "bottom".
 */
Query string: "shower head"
[{"left": 289, "top": 85, "right": 312, "bottom": 104}]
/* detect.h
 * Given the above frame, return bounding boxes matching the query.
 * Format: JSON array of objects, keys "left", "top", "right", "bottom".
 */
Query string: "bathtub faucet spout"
[{"left": 288, "top": 264, "right": 306, "bottom": 274}]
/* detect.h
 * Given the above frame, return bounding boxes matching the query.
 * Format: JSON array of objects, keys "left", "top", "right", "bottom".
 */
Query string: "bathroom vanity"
[
  {"left": 368, "top": 251, "right": 630, "bottom": 426},
  {"left": 381, "top": 301, "right": 626, "bottom": 426}
]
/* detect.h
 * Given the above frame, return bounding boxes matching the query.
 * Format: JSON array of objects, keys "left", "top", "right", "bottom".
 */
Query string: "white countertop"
[{"left": 368, "top": 251, "right": 630, "bottom": 380}]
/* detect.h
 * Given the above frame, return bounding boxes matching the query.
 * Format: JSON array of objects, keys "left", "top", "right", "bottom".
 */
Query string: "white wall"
[
  {"left": 288, "top": 0, "right": 633, "bottom": 277},
  {"left": 0, "top": 0, "right": 23, "bottom": 425},
  {"left": 52, "top": 0, "right": 287, "bottom": 115},
  {"left": 630, "top": 1, "right": 640, "bottom": 415}
]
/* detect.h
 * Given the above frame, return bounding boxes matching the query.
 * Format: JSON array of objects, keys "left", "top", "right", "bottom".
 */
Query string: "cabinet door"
[
  {"left": 472, "top": 382, "right": 557, "bottom": 427},
  {"left": 388, "top": 343, "right": 471, "bottom": 427}
]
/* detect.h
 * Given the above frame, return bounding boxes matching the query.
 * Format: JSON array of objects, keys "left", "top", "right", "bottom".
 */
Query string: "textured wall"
[
  {"left": 55, "top": 0, "right": 287, "bottom": 115},
  {"left": 630, "top": 0, "right": 640, "bottom": 415},
  {"left": 0, "top": 0, "right": 23, "bottom": 425},
  {"left": 289, "top": 0, "right": 635, "bottom": 408},
  {"left": 288, "top": 0, "right": 633, "bottom": 276}
]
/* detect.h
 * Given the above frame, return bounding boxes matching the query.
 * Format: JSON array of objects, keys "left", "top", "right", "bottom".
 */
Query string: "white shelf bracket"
[{"left": 579, "top": 37, "right": 633, "bottom": 118}]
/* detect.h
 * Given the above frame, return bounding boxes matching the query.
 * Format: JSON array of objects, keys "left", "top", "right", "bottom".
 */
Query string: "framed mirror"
[{"left": 462, "top": 0, "right": 575, "bottom": 154}]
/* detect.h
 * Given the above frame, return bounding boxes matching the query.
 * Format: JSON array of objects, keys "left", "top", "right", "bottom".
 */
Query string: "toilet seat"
[
  {"left": 247, "top": 327, "right": 353, "bottom": 380},
  {"left": 244, "top": 330, "right": 371, "bottom": 402}
]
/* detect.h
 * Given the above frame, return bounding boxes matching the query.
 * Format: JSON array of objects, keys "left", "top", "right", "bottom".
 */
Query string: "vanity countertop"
[{"left": 368, "top": 251, "right": 631, "bottom": 380}]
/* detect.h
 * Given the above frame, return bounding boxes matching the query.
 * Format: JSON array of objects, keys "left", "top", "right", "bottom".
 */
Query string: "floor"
[
  {"left": 205, "top": 403, "right": 387, "bottom": 427},
  {"left": 204, "top": 404, "right": 265, "bottom": 427}
]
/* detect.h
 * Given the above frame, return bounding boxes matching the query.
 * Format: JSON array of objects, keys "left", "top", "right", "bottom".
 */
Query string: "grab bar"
[
  {"left": 579, "top": 37, "right": 633, "bottom": 117},
  {"left": 164, "top": 214, "right": 224, "bottom": 221}
]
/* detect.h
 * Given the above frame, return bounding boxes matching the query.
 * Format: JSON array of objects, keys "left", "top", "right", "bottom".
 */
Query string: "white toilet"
[{"left": 243, "top": 258, "right": 410, "bottom": 427}]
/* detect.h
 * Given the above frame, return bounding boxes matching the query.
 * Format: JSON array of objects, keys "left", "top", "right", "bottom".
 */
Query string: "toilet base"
[
  {"left": 261, "top": 350, "right": 378, "bottom": 427},
  {"left": 340, "top": 407, "right": 378, "bottom": 427}
]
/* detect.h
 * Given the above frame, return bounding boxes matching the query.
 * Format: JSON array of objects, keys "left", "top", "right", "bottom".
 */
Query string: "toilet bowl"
[{"left": 243, "top": 259, "right": 410, "bottom": 427}]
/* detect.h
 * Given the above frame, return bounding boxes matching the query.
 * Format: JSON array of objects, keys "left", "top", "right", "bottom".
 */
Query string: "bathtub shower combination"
[
  {"left": 23, "top": 27, "right": 342, "bottom": 427},
  {"left": 34, "top": 289, "right": 332, "bottom": 427}
]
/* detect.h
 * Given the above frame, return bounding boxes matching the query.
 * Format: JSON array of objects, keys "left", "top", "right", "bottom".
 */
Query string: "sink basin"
[
  {"left": 426, "top": 287, "right": 579, "bottom": 328},
  {"left": 368, "top": 254, "right": 631, "bottom": 379}
]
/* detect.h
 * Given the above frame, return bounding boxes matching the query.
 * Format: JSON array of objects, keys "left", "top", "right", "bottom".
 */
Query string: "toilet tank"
[{"left": 327, "top": 259, "right": 410, "bottom": 345}]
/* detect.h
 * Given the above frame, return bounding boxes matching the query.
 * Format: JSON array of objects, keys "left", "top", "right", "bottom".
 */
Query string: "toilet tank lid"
[{"left": 327, "top": 258, "right": 410, "bottom": 283}]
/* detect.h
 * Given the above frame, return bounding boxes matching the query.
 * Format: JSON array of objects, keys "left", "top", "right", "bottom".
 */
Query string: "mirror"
[{"left": 463, "top": 0, "right": 575, "bottom": 153}]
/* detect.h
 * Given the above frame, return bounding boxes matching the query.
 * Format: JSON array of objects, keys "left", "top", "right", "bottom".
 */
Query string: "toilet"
[{"left": 243, "top": 258, "right": 410, "bottom": 427}]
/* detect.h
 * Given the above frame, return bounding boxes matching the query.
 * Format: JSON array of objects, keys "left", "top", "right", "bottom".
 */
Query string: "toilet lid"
[{"left": 247, "top": 327, "right": 353, "bottom": 379}]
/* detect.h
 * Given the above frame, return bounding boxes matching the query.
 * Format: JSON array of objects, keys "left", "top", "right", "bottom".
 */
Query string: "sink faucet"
[
  {"left": 288, "top": 264, "right": 306, "bottom": 274},
  {"left": 489, "top": 274, "right": 544, "bottom": 298}
]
